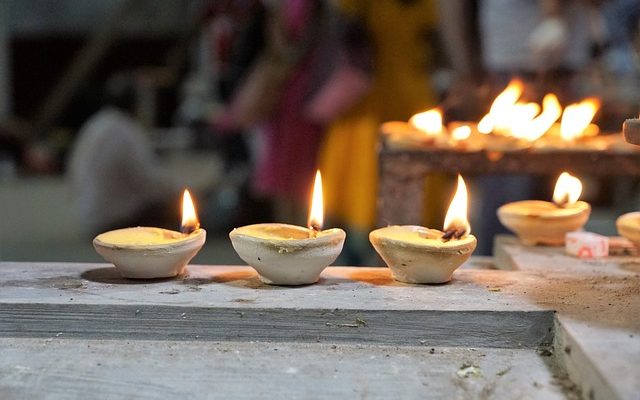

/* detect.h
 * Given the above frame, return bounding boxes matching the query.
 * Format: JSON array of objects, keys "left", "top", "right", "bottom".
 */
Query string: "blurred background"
[{"left": 1, "top": 0, "right": 639, "bottom": 264}]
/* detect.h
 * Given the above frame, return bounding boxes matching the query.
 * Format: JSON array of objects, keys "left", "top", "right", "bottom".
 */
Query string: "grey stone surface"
[
  {"left": 0, "top": 339, "right": 566, "bottom": 400},
  {"left": 494, "top": 236, "right": 640, "bottom": 400},
  {"left": 0, "top": 262, "right": 543, "bottom": 311},
  {"left": 0, "top": 258, "right": 638, "bottom": 399}
]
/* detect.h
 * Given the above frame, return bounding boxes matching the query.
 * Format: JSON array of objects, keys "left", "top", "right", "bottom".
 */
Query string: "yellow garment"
[{"left": 319, "top": 0, "right": 439, "bottom": 230}]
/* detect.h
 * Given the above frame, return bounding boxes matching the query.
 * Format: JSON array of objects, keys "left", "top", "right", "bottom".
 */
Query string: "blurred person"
[
  {"left": 440, "top": 0, "right": 592, "bottom": 101},
  {"left": 212, "top": 0, "right": 327, "bottom": 223},
  {"left": 438, "top": 0, "right": 593, "bottom": 254},
  {"left": 314, "top": 0, "right": 440, "bottom": 264},
  {"left": 0, "top": 119, "right": 58, "bottom": 178},
  {"left": 67, "top": 73, "right": 182, "bottom": 236},
  {"left": 179, "top": 0, "right": 267, "bottom": 229},
  {"left": 592, "top": 0, "right": 640, "bottom": 76}
]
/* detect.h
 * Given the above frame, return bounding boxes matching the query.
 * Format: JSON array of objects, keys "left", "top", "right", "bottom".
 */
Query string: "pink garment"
[{"left": 253, "top": 1, "right": 323, "bottom": 202}]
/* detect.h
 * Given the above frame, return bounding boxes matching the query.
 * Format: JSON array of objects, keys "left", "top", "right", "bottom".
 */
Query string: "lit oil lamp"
[
  {"left": 370, "top": 175, "right": 477, "bottom": 284},
  {"left": 478, "top": 80, "right": 565, "bottom": 151},
  {"left": 535, "top": 98, "right": 602, "bottom": 151},
  {"left": 410, "top": 107, "right": 446, "bottom": 136},
  {"left": 559, "top": 98, "right": 600, "bottom": 142},
  {"left": 497, "top": 172, "right": 591, "bottom": 245},
  {"left": 93, "top": 189, "right": 206, "bottom": 279},
  {"left": 229, "top": 170, "right": 346, "bottom": 286},
  {"left": 381, "top": 107, "right": 448, "bottom": 149}
]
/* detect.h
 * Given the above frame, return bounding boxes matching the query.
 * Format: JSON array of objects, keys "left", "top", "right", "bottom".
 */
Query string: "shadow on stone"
[{"left": 81, "top": 267, "right": 175, "bottom": 285}]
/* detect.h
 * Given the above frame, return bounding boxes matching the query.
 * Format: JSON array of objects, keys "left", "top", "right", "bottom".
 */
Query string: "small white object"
[{"left": 565, "top": 231, "right": 609, "bottom": 258}]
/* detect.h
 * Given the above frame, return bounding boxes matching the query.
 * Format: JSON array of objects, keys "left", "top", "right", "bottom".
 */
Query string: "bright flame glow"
[
  {"left": 409, "top": 108, "right": 443, "bottom": 136},
  {"left": 477, "top": 114, "right": 493, "bottom": 134},
  {"left": 452, "top": 125, "right": 471, "bottom": 141},
  {"left": 515, "top": 94, "right": 562, "bottom": 141},
  {"left": 476, "top": 80, "right": 563, "bottom": 140},
  {"left": 552, "top": 172, "right": 583, "bottom": 206},
  {"left": 181, "top": 189, "right": 200, "bottom": 233},
  {"left": 443, "top": 175, "right": 470, "bottom": 236},
  {"left": 308, "top": 170, "right": 323, "bottom": 231},
  {"left": 492, "top": 80, "right": 525, "bottom": 112},
  {"left": 483, "top": 80, "right": 525, "bottom": 135},
  {"left": 560, "top": 98, "right": 600, "bottom": 141},
  {"left": 504, "top": 102, "right": 540, "bottom": 134}
]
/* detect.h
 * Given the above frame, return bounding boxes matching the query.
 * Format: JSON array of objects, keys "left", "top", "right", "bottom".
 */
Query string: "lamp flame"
[
  {"left": 443, "top": 175, "right": 470, "bottom": 238},
  {"left": 552, "top": 172, "right": 582, "bottom": 207},
  {"left": 409, "top": 107, "right": 443, "bottom": 136},
  {"left": 308, "top": 170, "right": 323, "bottom": 234},
  {"left": 451, "top": 125, "right": 472, "bottom": 141},
  {"left": 181, "top": 189, "right": 200, "bottom": 234},
  {"left": 477, "top": 114, "right": 493, "bottom": 134},
  {"left": 477, "top": 80, "right": 562, "bottom": 141},
  {"left": 515, "top": 94, "right": 562, "bottom": 141},
  {"left": 560, "top": 98, "right": 600, "bottom": 141},
  {"left": 479, "top": 79, "right": 525, "bottom": 135}
]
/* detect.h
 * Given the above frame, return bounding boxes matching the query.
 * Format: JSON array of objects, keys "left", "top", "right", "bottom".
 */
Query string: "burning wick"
[
  {"left": 441, "top": 228, "right": 466, "bottom": 242},
  {"left": 309, "top": 224, "right": 320, "bottom": 238},
  {"left": 308, "top": 170, "right": 324, "bottom": 239},
  {"left": 554, "top": 193, "right": 570, "bottom": 208},
  {"left": 441, "top": 175, "right": 471, "bottom": 242},
  {"left": 552, "top": 172, "right": 582, "bottom": 209},
  {"left": 180, "top": 189, "right": 200, "bottom": 234}
]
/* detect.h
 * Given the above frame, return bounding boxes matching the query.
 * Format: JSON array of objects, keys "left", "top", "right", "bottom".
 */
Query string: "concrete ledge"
[
  {"left": 1, "top": 261, "right": 638, "bottom": 399},
  {"left": 494, "top": 236, "right": 640, "bottom": 400},
  {"left": 0, "top": 303, "right": 554, "bottom": 348}
]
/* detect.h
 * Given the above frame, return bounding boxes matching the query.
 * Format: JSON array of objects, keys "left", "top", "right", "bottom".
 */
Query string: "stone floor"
[
  {"left": 0, "top": 339, "right": 569, "bottom": 400},
  {"left": 0, "top": 257, "right": 637, "bottom": 399}
]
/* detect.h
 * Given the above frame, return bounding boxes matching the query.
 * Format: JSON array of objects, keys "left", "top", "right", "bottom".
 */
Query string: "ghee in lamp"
[
  {"left": 498, "top": 172, "right": 590, "bottom": 246},
  {"left": 370, "top": 175, "right": 477, "bottom": 284},
  {"left": 229, "top": 170, "right": 346, "bottom": 286},
  {"left": 93, "top": 190, "right": 206, "bottom": 279}
]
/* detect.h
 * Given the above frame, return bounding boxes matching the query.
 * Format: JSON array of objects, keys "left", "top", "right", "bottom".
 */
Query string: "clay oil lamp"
[
  {"left": 93, "top": 190, "right": 206, "bottom": 279},
  {"left": 370, "top": 175, "right": 477, "bottom": 284},
  {"left": 229, "top": 170, "right": 346, "bottom": 286},
  {"left": 498, "top": 172, "right": 591, "bottom": 245},
  {"left": 616, "top": 212, "right": 640, "bottom": 247}
]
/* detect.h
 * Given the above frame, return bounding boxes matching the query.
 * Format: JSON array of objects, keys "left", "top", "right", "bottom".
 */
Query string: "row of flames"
[{"left": 410, "top": 80, "right": 601, "bottom": 142}]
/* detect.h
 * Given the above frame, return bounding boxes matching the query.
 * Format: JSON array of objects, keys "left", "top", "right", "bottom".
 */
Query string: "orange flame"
[
  {"left": 479, "top": 80, "right": 525, "bottom": 134},
  {"left": 451, "top": 125, "right": 472, "bottom": 141},
  {"left": 560, "top": 98, "right": 600, "bottom": 141},
  {"left": 443, "top": 175, "right": 470, "bottom": 236},
  {"left": 181, "top": 189, "right": 200, "bottom": 234},
  {"left": 409, "top": 107, "right": 444, "bottom": 136},
  {"left": 477, "top": 80, "right": 563, "bottom": 140},
  {"left": 552, "top": 172, "right": 582, "bottom": 206},
  {"left": 516, "top": 94, "right": 562, "bottom": 141},
  {"left": 308, "top": 170, "right": 323, "bottom": 233}
]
